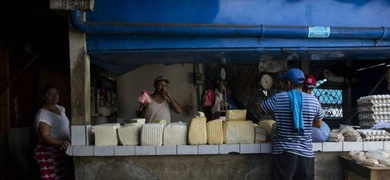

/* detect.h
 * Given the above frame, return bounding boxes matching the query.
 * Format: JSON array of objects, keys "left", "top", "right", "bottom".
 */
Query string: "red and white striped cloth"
[{"left": 34, "top": 141, "right": 74, "bottom": 180}]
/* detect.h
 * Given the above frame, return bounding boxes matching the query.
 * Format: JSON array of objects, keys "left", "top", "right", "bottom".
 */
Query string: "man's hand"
[{"left": 142, "top": 101, "right": 150, "bottom": 108}]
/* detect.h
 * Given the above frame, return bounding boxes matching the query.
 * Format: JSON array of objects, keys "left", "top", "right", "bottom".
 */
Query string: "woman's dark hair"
[{"left": 40, "top": 85, "right": 57, "bottom": 96}]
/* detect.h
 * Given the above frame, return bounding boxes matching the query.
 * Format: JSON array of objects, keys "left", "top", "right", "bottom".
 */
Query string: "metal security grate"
[{"left": 313, "top": 86, "right": 343, "bottom": 118}]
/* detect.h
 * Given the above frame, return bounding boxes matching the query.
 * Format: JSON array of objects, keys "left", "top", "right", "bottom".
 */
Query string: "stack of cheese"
[
  {"left": 94, "top": 123, "right": 121, "bottom": 146},
  {"left": 223, "top": 110, "right": 254, "bottom": 144},
  {"left": 94, "top": 109, "right": 259, "bottom": 146},
  {"left": 187, "top": 109, "right": 256, "bottom": 145},
  {"left": 257, "top": 120, "right": 276, "bottom": 142},
  {"left": 254, "top": 125, "right": 267, "bottom": 143}
]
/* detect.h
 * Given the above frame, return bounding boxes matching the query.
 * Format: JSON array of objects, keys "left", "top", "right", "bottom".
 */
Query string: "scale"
[{"left": 220, "top": 67, "right": 226, "bottom": 80}]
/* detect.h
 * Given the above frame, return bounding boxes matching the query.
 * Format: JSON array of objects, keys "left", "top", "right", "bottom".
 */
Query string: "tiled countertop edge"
[{"left": 66, "top": 141, "right": 390, "bottom": 156}]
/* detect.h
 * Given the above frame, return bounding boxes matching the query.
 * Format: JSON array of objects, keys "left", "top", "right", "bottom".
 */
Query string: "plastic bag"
[
  {"left": 137, "top": 90, "right": 152, "bottom": 104},
  {"left": 312, "top": 121, "right": 330, "bottom": 142},
  {"left": 203, "top": 89, "right": 216, "bottom": 107}
]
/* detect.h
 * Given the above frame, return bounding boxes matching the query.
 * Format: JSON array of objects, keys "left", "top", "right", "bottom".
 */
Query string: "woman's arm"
[{"left": 37, "top": 122, "right": 70, "bottom": 151}]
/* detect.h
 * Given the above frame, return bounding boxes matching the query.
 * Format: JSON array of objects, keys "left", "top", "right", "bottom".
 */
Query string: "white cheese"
[
  {"left": 163, "top": 122, "right": 188, "bottom": 145},
  {"left": 226, "top": 110, "right": 247, "bottom": 121},
  {"left": 140, "top": 123, "right": 164, "bottom": 146},
  {"left": 130, "top": 118, "right": 146, "bottom": 125},
  {"left": 197, "top": 111, "right": 205, "bottom": 117},
  {"left": 93, "top": 123, "right": 120, "bottom": 146},
  {"left": 188, "top": 117, "right": 207, "bottom": 145},
  {"left": 152, "top": 119, "right": 167, "bottom": 126},
  {"left": 224, "top": 121, "right": 255, "bottom": 144},
  {"left": 254, "top": 126, "right": 266, "bottom": 143},
  {"left": 206, "top": 119, "right": 223, "bottom": 145},
  {"left": 222, "top": 121, "right": 227, "bottom": 143},
  {"left": 117, "top": 123, "right": 142, "bottom": 146},
  {"left": 258, "top": 120, "right": 276, "bottom": 135}
]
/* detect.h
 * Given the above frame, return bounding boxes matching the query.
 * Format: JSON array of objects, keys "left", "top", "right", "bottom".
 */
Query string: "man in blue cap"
[
  {"left": 138, "top": 75, "right": 182, "bottom": 124},
  {"left": 256, "top": 68, "right": 324, "bottom": 180}
]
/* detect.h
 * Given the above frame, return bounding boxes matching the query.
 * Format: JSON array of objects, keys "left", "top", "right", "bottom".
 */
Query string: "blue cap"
[{"left": 282, "top": 68, "right": 305, "bottom": 83}]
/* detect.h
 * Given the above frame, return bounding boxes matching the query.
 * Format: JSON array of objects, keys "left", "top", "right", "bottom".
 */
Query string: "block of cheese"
[
  {"left": 223, "top": 121, "right": 255, "bottom": 144},
  {"left": 222, "top": 121, "right": 227, "bottom": 143},
  {"left": 207, "top": 119, "right": 223, "bottom": 145},
  {"left": 140, "top": 123, "right": 164, "bottom": 146},
  {"left": 226, "top": 110, "right": 247, "bottom": 121},
  {"left": 258, "top": 120, "right": 276, "bottom": 135},
  {"left": 188, "top": 117, "right": 207, "bottom": 145},
  {"left": 152, "top": 119, "right": 167, "bottom": 126},
  {"left": 94, "top": 123, "right": 120, "bottom": 146},
  {"left": 197, "top": 111, "right": 205, "bottom": 117},
  {"left": 118, "top": 123, "right": 142, "bottom": 146},
  {"left": 130, "top": 118, "right": 146, "bottom": 125},
  {"left": 163, "top": 122, "right": 188, "bottom": 145},
  {"left": 254, "top": 126, "right": 267, "bottom": 143}
]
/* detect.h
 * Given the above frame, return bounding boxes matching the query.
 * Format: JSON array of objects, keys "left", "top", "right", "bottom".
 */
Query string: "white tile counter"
[
  {"left": 69, "top": 125, "right": 390, "bottom": 156},
  {"left": 66, "top": 141, "right": 390, "bottom": 156}
]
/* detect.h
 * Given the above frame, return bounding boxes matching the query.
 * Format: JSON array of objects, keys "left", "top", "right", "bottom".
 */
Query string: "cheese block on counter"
[
  {"left": 130, "top": 118, "right": 146, "bottom": 125},
  {"left": 94, "top": 123, "right": 120, "bottom": 146},
  {"left": 197, "top": 111, "right": 205, "bottom": 117},
  {"left": 152, "top": 119, "right": 167, "bottom": 126},
  {"left": 223, "top": 121, "right": 254, "bottom": 144},
  {"left": 188, "top": 117, "right": 207, "bottom": 145},
  {"left": 163, "top": 122, "right": 188, "bottom": 146},
  {"left": 258, "top": 120, "right": 276, "bottom": 135},
  {"left": 226, "top": 110, "right": 247, "bottom": 121},
  {"left": 140, "top": 123, "right": 164, "bottom": 146},
  {"left": 254, "top": 126, "right": 267, "bottom": 143},
  {"left": 207, "top": 119, "right": 223, "bottom": 145},
  {"left": 118, "top": 123, "right": 142, "bottom": 146}
]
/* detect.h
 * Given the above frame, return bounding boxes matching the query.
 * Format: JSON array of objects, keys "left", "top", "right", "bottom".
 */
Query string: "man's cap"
[
  {"left": 304, "top": 74, "right": 317, "bottom": 88},
  {"left": 154, "top": 75, "right": 169, "bottom": 84},
  {"left": 281, "top": 68, "right": 305, "bottom": 83}
]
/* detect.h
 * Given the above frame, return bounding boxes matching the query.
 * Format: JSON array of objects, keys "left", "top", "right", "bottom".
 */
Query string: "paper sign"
[{"left": 308, "top": 26, "right": 330, "bottom": 38}]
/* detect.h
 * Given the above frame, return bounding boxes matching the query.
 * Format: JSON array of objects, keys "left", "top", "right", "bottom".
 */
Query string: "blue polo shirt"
[{"left": 261, "top": 91, "right": 324, "bottom": 157}]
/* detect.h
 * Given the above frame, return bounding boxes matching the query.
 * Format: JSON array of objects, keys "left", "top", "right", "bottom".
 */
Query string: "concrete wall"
[
  {"left": 116, "top": 64, "right": 199, "bottom": 123},
  {"left": 74, "top": 152, "right": 347, "bottom": 180}
]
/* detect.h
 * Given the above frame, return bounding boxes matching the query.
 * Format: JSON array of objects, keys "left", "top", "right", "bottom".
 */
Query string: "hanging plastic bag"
[
  {"left": 203, "top": 89, "right": 216, "bottom": 107},
  {"left": 312, "top": 121, "right": 330, "bottom": 142},
  {"left": 137, "top": 90, "right": 152, "bottom": 104}
]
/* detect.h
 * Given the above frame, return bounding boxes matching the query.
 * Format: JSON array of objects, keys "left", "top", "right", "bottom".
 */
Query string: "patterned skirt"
[{"left": 34, "top": 141, "right": 75, "bottom": 180}]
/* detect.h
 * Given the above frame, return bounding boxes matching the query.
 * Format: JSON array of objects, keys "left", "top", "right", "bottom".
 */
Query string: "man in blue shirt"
[{"left": 256, "top": 68, "right": 324, "bottom": 180}]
